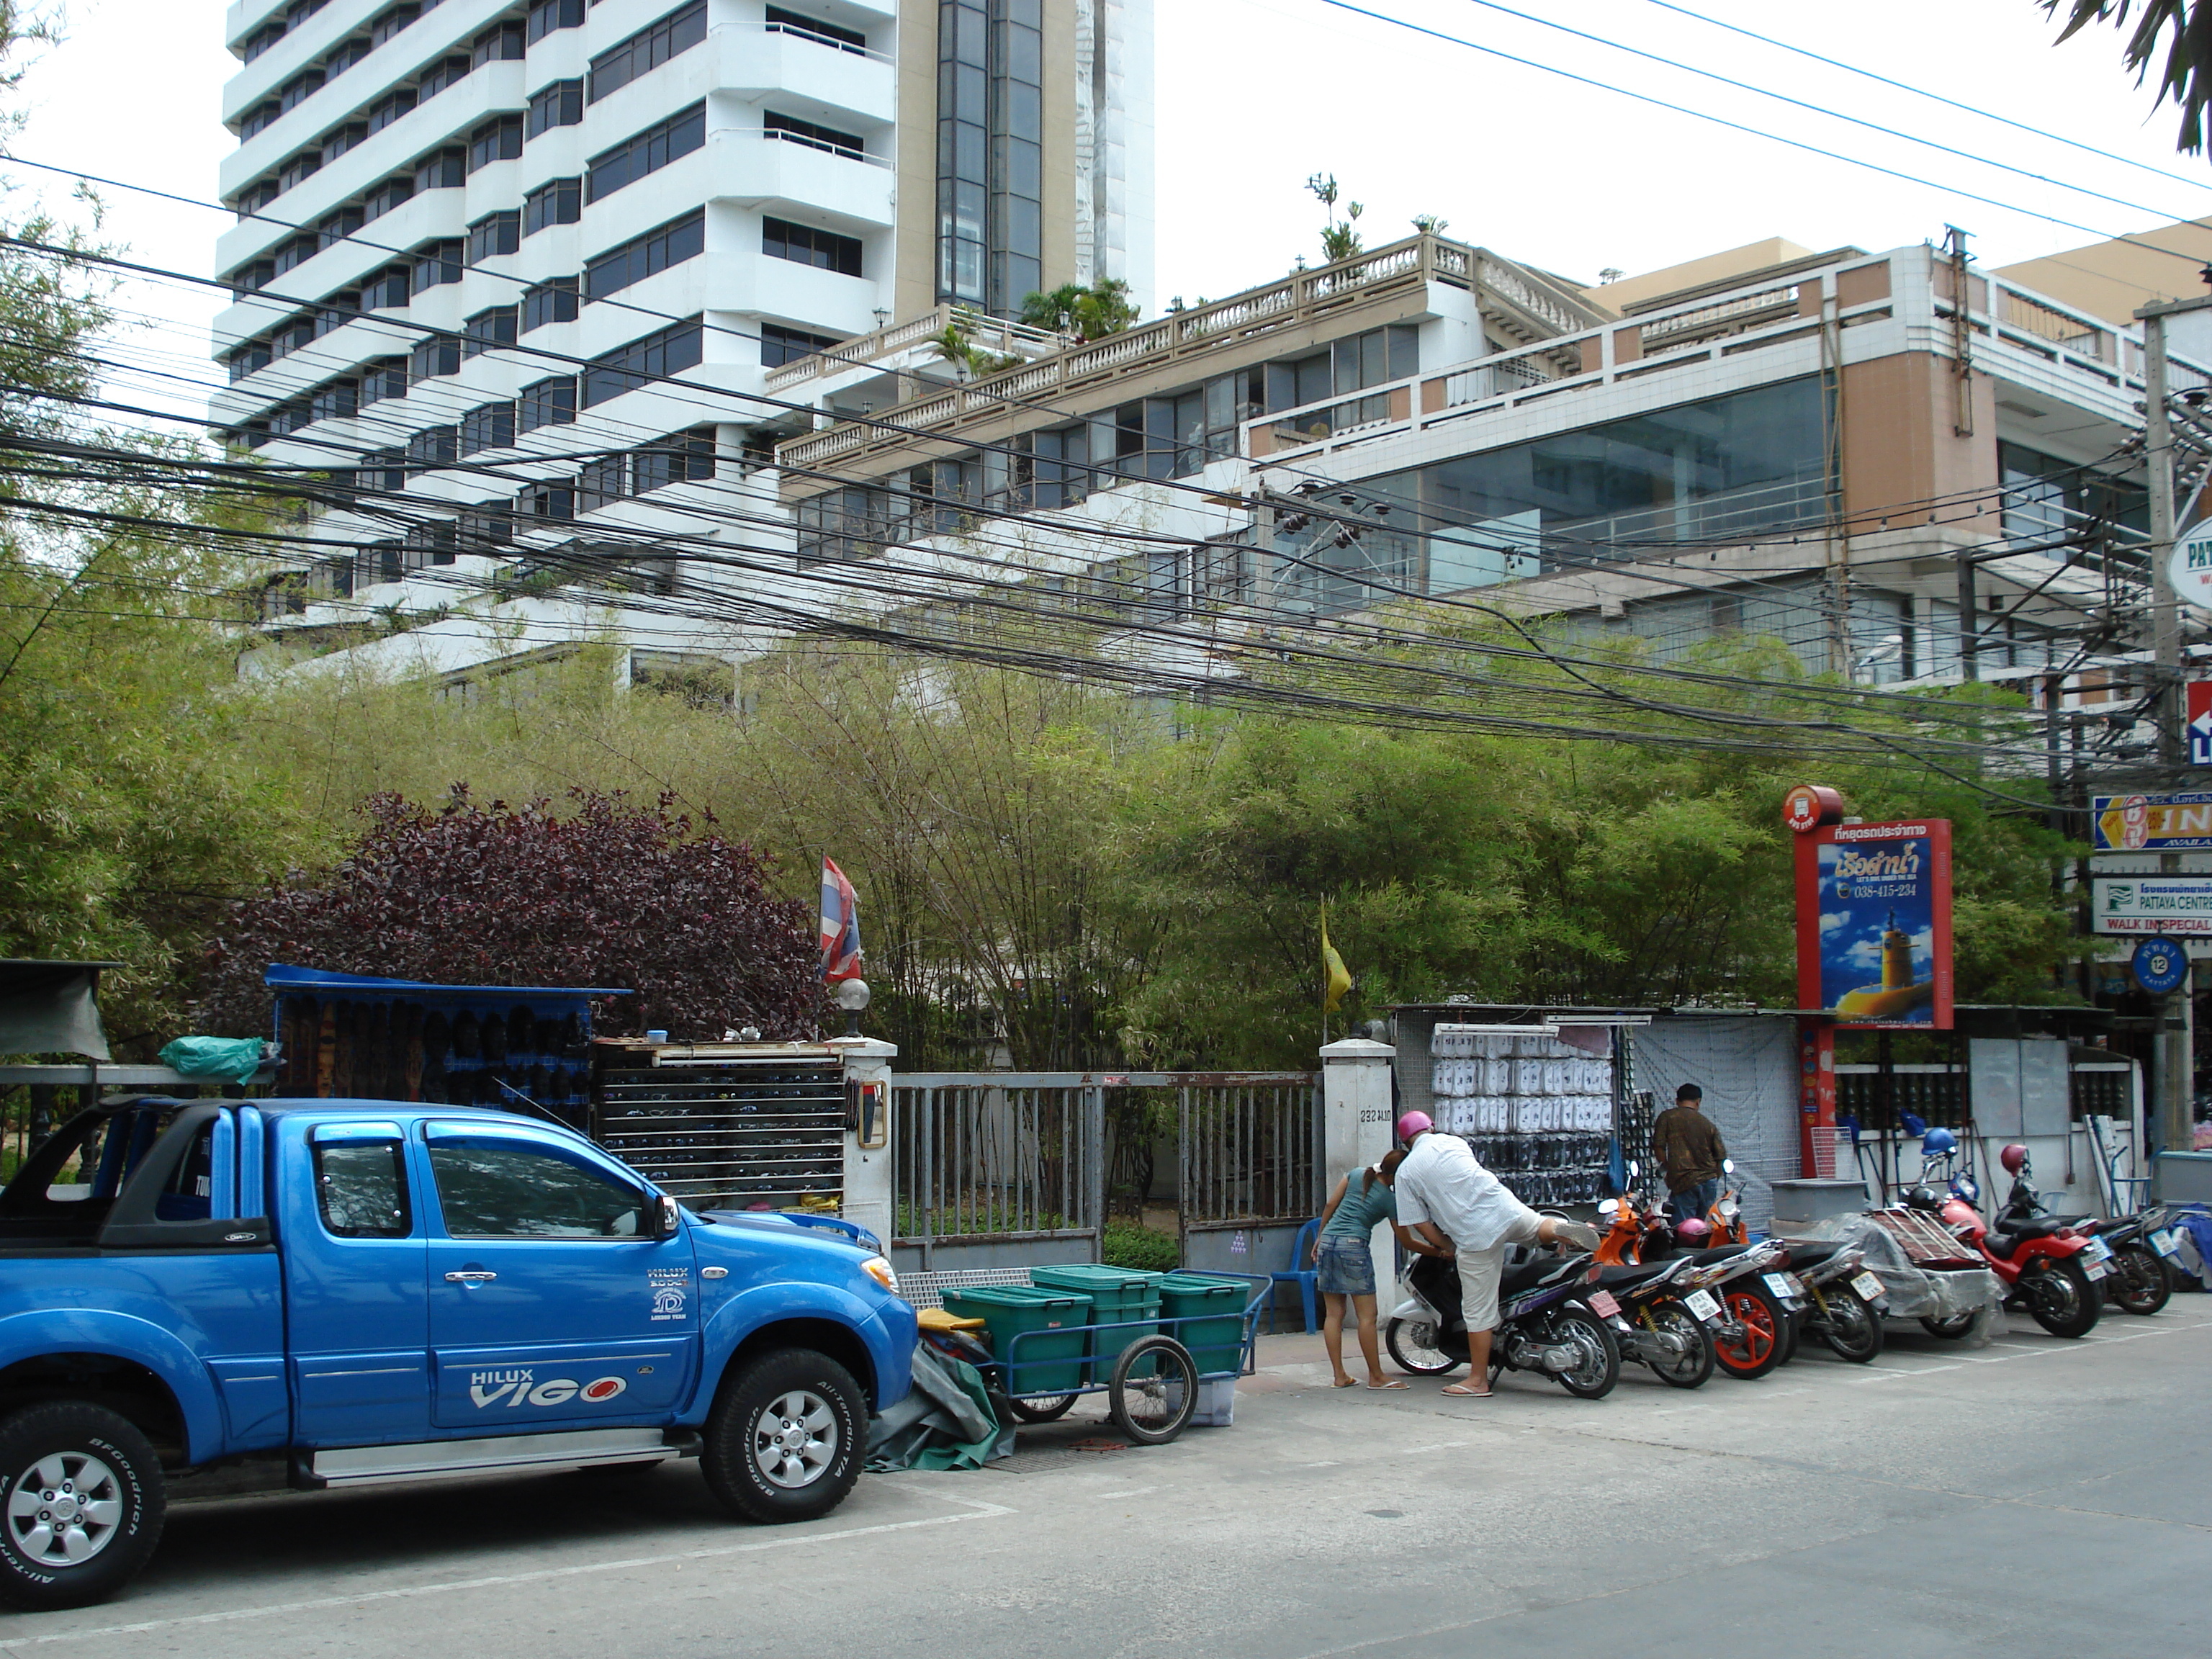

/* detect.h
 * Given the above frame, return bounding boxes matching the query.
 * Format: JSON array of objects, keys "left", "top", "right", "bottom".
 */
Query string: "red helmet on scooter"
[
  {"left": 1675, "top": 1217, "right": 1712, "bottom": 1246},
  {"left": 2000, "top": 1143, "right": 2028, "bottom": 1175}
]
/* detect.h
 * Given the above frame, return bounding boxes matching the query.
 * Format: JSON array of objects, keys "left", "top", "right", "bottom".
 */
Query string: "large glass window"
[
  {"left": 935, "top": 0, "right": 1040, "bottom": 313},
  {"left": 582, "top": 318, "right": 703, "bottom": 406},
  {"left": 588, "top": 1, "right": 708, "bottom": 102},
  {"left": 760, "top": 322, "right": 841, "bottom": 367},
  {"left": 2000, "top": 441, "right": 2147, "bottom": 560},
  {"left": 585, "top": 210, "right": 705, "bottom": 301},
  {"left": 763, "top": 216, "right": 861, "bottom": 276},
  {"left": 1367, "top": 375, "right": 1832, "bottom": 598},
  {"left": 586, "top": 103, "right": 707, "bottom": 202}
]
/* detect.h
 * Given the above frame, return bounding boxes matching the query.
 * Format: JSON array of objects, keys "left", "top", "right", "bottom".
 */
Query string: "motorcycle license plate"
[
  {"left": 2084, "top": 1237, "right": 2113, "bottom": 1264},
  {"left": 1762, "top": 1272, "right": 1803, "bottom": 1301},
  {"left": 2153, "top": 1228, "right": 2182, "bottom": 1258},
  {"left": 1851, "top": 1270, "right": 1887, "bottom": 1302},
  {"left": 1684, "top": 1289, "right": 1722, "bottom": 1323},
  {"left": 1588, "top": 1290, "right": 1622, "bottom": 1318},
  {"left": 2084, "top": 1259, "right": 2110, "bottom": 1281}
]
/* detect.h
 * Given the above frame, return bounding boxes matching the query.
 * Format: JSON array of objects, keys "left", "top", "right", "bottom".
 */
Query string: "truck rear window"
[{"left": 316, "top": 1143, "right": 411, "bottom": 1238}]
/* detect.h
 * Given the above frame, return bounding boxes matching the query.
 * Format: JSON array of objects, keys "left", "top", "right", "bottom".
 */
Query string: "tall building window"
[
  {"left": 588, "top": 1, "right": 708, "bottom": 103},
  {"left": 410, "top": 335, "right": 462, "bottom": 382},
  {"left": 467, "top": 210, "right": 521, "bottom": 261},
  {"left": 528, "top": 0, "right": 586, "bottom": 42},
  {"left": 760, "top": 322, "right": 842, "bottom": 367},
  {"left": 585, "top": 102, "right": 706, "bottom": 202},
  {"left": 765, "top": 111, "right": 866, "bottom": 161},
  {"left": 411, "top": 239, "right": 462, "bottom": 290},
  {"left": 520, "top": 375, "right": 578, "bottom": 429},
  {"left": 582, "top": 318, "right": 703, "bottom": 406},
  {"left": 521, "top": 276, "right": 580, "bottom": 331},
  {"left": 460, "top": 400, "right": 516, "bottom": 455},
  {"left": 468, "top": 114, "right": 524, "bottom": 172},
  {"left": 585, "top": 210, "right": 705, "bottom": 301},
  {"left": 464, "top": 305, "right": 518, "bottom": 356},
  {"left": 763, "top": 216, "right": 862, "bottom": 276},
  {"left": 523, "top": 176, "right": 582, "bottom": 234},
  {"left": 527, "top": 78, "right": 584, "bottom": 138},
  {"left": 937, "top": 0, "right": 1040, "bottom": 314},
  {"left": 765, "top": 6, "right": 868, "bottom": 53}
]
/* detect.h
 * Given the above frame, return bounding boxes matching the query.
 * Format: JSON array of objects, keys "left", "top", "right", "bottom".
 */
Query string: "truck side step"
[{"left": 301, "top": 1427, "right": 687, "bottom": 1489}]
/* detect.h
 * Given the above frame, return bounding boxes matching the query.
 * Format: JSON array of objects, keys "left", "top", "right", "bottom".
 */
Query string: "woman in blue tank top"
[{"left": 1314, "top": 1150, "right": 1409, "bottom": 1389}]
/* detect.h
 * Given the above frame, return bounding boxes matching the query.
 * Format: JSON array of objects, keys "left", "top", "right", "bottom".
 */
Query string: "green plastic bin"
[
  {"left": 941, "top": 1285, "right": 1092, "bottom": 1395},
  {"left": 1030, "top": 1266, "right": 1161, "bottom": 1381},
  {"left": 1156, "top": 1274, "right": 1248, "bottom": 1377}
]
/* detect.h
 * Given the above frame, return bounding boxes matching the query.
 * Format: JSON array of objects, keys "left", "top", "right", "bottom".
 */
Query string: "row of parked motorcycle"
[{"left": 1380, "top": 1138, "right": 2191, "bottom": 1401}]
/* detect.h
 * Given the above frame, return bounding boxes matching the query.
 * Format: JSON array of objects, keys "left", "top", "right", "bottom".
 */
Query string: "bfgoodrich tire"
[
  {"left": 0, "top": 1402, "right": 165, "bottom": 1611},
  {"left": 702, "top": 1349, "right": 866, "bottom": 1524}
]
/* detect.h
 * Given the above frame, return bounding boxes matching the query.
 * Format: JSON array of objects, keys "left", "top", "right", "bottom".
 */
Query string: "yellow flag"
[{"left": 1321, "top": 899, "right": 1352, "bottom": 1013}]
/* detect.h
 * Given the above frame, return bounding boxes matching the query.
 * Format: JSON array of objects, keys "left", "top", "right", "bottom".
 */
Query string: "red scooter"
[{"left": 1905, "top": 1143, "right": 2105, "bottom": 1339}]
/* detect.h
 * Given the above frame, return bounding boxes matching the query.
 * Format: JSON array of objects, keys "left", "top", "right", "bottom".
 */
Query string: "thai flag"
[{"left": 820, "top": 857, "right": 863, "bottom": 982}]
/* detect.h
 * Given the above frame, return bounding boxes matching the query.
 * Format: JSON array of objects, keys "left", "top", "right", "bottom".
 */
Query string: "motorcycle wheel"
[
  {"left": 1813, "top": 1287, "right": 1884, "bottom": 1364},
  {"left": 2028, "top": 1259, "right": 2102, "bottom": 1339},
  {"left": 1919, "top": 1312, "right": 1977, "bottom": 1340},
  {"left": 1385, "top": 1316, "right": 1465, "bottom": 1376},
  {"left": 1642, "top": 1302, "right": 1715, "bottom": 1390},
  {"left": 1713, "top": 1285, "right": 1786, "bottom": 1380},
  {"left": 1550, "top": 1310, "right": 1620, "bottom": 1400},
  {"left": 2110, "top": 1245, "right": 2173, "bottom": 1316}
]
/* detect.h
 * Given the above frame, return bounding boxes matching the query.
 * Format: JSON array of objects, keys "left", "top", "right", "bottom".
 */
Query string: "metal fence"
[
  {"left": 891, "top": 1076, "right": 1104, "bottom": 1255},
  {"left": 891, "top": 1070, "right": 1321, "bottom": 1259},
  {"left": 1176, "top": 1074, "right": 1323, "bottom": 1241}
]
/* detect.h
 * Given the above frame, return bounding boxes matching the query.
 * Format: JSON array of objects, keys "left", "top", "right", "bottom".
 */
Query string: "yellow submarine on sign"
[{"left": 1834, "top": 909, "right": 1936, "bottom": 1020}]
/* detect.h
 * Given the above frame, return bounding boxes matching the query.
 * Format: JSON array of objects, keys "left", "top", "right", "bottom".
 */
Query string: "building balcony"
[
  {"left": 716, "top": 25, "right": 896, "bottom": 127},
  {"left": 709, "top": 128, "right": 896, "bottom": 232}
]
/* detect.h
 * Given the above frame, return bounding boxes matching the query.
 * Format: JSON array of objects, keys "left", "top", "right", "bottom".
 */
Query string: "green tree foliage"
[
  {"left": 2045, "top": 1, "right": 2212, "bottom": 151},
  {"left": 0, "top": 6, "right": 324, "bottom": 1051},
  {"left": 1017, "top": 279, "right": 1139, "bottom": 341}
]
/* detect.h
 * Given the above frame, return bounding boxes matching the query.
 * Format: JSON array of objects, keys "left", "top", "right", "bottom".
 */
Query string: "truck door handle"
[{"left": 444, "top": 1271, "right": 497, "bottom": 1284}]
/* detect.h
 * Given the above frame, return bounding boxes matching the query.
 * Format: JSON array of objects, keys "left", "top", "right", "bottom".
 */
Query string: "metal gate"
[{"left": 891, "top": 1070, "right": 1319, "bottom": 1267}]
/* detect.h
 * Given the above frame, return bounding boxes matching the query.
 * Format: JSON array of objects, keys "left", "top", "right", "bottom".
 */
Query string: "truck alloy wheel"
[
  {"left": 0, "top": 1403, "right": 164, "bottom": 1611},
  {"left": 702, "top": 1349, "right": 864, "bottom": 1524}
]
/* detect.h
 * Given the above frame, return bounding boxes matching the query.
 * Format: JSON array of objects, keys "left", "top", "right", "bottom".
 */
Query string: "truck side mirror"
[{"left": 654, "top": 1194, "right": 680, "bottom": 1238}]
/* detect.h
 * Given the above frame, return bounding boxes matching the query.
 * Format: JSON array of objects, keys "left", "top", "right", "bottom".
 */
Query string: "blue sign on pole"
[{"left": 2133, "top": 935, "right": 2190, "bottom": 995}]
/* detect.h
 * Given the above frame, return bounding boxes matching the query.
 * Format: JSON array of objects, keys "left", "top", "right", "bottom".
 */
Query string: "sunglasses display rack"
[{"left": 1428, "top": 1023, "right": 1616, "bottom": 1208}]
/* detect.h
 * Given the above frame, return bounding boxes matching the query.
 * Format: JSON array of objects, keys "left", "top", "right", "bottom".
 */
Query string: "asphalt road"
[{"left": 9, "top": 1305, "right": 2211, "bottom": 1658}]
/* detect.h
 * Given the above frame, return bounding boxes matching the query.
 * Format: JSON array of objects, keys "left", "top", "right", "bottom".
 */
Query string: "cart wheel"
[
  {"left": 1109, "top": 1335, "right": 1197, "bottom": 1445},
  {"left": 1007, "top": 1393, "right": 1079, "bottom": 1424}
]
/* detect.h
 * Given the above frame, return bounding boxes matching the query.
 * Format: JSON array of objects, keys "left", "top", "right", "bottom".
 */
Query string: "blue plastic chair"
[{"left": 1269, "top": 1218, "right": 1322, "bottom": 1334}]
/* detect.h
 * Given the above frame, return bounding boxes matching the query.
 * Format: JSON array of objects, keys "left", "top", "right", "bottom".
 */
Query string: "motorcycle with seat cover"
[{"left": 1904, "top": 1146, "right": 2104, "bottom": 1338}]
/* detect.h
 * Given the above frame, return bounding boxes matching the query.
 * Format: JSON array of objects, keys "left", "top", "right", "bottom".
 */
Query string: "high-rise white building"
[{"left": 212, "top": 0, "right": 1152, "bottom": 683}]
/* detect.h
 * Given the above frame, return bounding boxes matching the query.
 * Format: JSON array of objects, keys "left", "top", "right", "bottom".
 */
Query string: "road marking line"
[
  {"left": 0, "top": 1496, "right": 1017, "bottom": 1647},
  {"left": 1095, "top": 1486, "right": 1157, "bottom": 1498}
]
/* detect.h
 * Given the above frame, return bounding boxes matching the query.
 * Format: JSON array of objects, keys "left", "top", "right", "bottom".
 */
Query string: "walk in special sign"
[{"left": 1784, "top": 785, "right": 1955, "bottom": 1029}]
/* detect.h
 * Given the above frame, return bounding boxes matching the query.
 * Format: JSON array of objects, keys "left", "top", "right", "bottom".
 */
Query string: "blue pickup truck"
[{"left": 0, "top": 1095, "right": 915, "bottom": 1610}]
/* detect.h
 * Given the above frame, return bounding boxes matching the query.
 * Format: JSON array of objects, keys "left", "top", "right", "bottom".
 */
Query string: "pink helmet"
[
  {"left": 2000, "top": 1143, "right": 2028, "bottom": 1175},
  {"left": 1395, "top": 1111, "right": 1432, "bottom": 1143},
  {"left": 1675, "top": 1217, "right": 1712, "bottom": 1245}
]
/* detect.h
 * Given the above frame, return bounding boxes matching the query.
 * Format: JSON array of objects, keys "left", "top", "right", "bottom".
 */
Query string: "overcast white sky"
[{"left": 9, "top": 0, "right": 2212, "bottom": 423}]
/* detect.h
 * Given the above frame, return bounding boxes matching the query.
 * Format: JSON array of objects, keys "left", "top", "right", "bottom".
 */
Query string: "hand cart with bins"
[{"left": 904, "top": 1267, "right": 1271, "bottom": 1444}]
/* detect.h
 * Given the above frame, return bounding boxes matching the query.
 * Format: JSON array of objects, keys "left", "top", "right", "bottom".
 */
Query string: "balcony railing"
[{"left": 775, "top": 235, "right": 1603, "bottom": 471}]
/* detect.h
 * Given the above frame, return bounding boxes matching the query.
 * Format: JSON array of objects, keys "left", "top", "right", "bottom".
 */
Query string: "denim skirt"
[{"left": 1314, "top": 1235, "right": 1377, "bottom": 1295}]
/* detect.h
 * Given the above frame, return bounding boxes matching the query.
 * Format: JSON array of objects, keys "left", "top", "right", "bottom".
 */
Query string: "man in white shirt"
[{"left": 1392, "top": 1111, "right": 1599, "bottom": 1397}]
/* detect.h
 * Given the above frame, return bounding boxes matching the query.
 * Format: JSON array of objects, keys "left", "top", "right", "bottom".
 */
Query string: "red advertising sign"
[{"left": 1794, "top": 818, "right": 1954, "bottom": 1029}]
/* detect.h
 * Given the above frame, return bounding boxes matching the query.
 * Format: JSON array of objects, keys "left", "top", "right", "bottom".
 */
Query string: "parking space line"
[{"left": 0, "top": 1494, "right": 1017, "bottom": 1647}]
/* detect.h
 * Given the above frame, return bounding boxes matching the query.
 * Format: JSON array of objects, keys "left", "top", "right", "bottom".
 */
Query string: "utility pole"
[{"left": 2132, "top": 293, "right": 2212, "bottom": 1151}]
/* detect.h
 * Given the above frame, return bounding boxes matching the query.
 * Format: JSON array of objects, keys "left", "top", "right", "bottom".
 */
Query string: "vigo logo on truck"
[{"left": 468, "top": 1369, "right": 629, "bottom": 1409}]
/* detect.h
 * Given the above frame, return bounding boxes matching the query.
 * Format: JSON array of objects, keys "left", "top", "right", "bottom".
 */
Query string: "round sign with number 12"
[{"left": 2134, "top": 935, "right": 2189, "bottom": 995}]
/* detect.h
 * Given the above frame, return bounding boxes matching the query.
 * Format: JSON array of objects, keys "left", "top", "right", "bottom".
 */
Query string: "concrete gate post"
[
  {"left": 1321, "top": 1038, "right": 1398, "bottom": 1308},
  {"left": 828, "top": 1037, "right": 897, "bottom": 1254}
]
